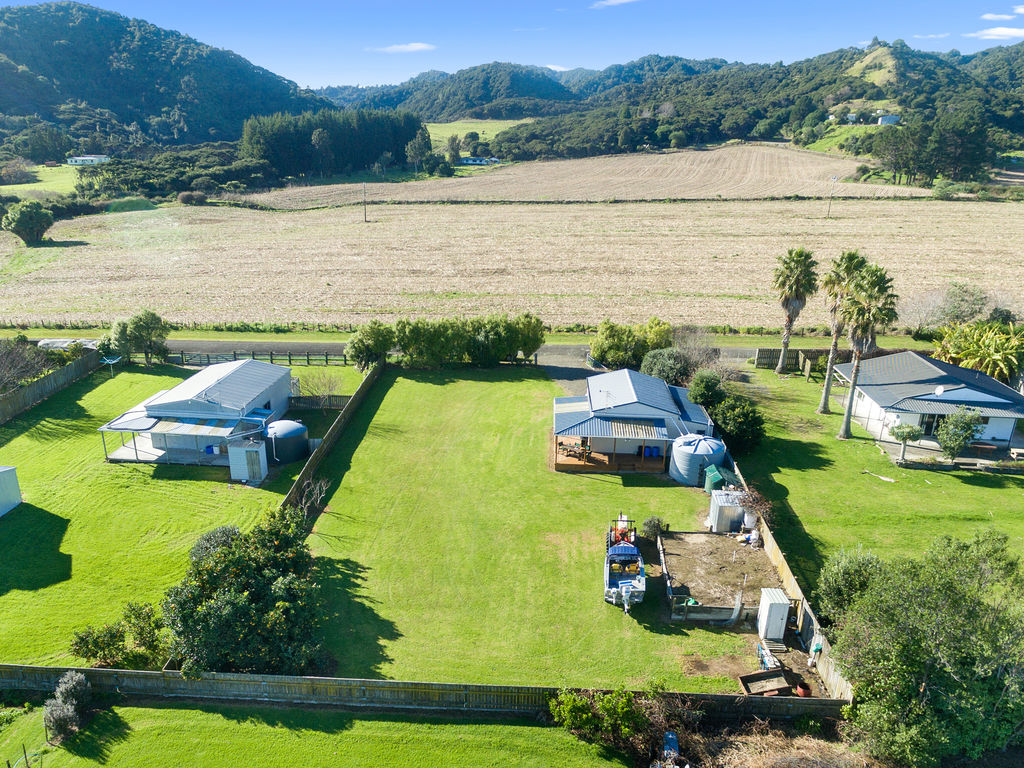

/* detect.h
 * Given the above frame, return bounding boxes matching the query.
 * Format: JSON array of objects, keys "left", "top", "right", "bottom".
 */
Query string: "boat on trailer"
[{"left": 604, "top": 515, "right": 646, "bottom": 613}]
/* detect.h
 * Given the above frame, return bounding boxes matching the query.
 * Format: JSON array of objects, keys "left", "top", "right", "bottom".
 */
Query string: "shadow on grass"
[
  {"left": 0, "top": 504, "right": 71, "bottom": 598},
  {"left": 956, "top": 471, "right": 1024, "bottom": 490},
  {"left": 738, "top": 435, "right": 833, "bottom": 590},
  {"left": 315, "top": 557, "right": 401, "bottom": 680},
  {"left": 38, "top": 239, "right": 88, "bottom": 248},
  {"left": 62, "top": 708, "right": 131, "bottom": 763}
]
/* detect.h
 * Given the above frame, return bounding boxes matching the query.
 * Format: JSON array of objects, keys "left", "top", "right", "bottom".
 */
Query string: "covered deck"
[
  {"left": 553, "top": 436, "right": 668, "bottom": 473},
  {"left": 106, "top": 433, "right": 230, "bottom": 466}
]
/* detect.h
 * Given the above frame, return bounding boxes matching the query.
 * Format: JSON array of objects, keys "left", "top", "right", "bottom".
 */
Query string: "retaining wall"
[
  {"left": 0, "top": 350, "right": 101, "bottom": 426},
  {"left": 0, "top": 664, "right": 848, "bottom": 720}
]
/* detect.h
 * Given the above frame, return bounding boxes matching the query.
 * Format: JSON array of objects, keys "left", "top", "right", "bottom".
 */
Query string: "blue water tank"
[
  {"left": 669, "top": 434, "right": 728, "bottom": 486},
  {"left": 266, "top": 420, "right": 308, "bottom": 464}
]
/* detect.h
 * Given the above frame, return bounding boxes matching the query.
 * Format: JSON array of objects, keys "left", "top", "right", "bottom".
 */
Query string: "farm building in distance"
[
  {"left": 66, "top": 154, "right": 110, "bottom": 166},
  {"left": 553, "top": 369, "right": 713, "bottom": 472},
  {"left": 99, "top": 359, "right": 293, "bottom": 466},
  {"left": 834, "top": 351, "right": 1024, "bottom": 452},
  {"left": 877, "top": 114, "right": 901, "bottom": 125}
]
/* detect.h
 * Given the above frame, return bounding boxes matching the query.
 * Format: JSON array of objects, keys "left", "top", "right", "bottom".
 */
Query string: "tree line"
[{"left": 239, "top": 109, "right": 422, "bottom": 179}]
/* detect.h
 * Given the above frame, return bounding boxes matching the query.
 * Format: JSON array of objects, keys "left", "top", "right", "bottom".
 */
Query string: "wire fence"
[{"left": 171, "top": 351, "right": 350, "bottom": 367}]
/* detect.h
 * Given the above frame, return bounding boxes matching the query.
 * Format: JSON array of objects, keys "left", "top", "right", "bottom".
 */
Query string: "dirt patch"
[{"left": 661, "top": 531, "right": 785, "bottom": 607}]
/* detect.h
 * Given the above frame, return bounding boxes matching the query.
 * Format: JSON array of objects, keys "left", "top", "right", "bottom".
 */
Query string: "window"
[
  {"left": 263, "top": 401, "right": 271, "bottom": 410},
  {"left": 921, "top": 414, "right": 946, "bottom": 437}
]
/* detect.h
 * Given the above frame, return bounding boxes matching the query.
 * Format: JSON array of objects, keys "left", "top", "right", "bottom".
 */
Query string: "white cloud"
[
  {"left": 964, "top": 26, "right": 1024, "bottom": 39},
  {"left": 913, "top": 33, "right": 950, "bottom": 39},
  {"left": 981, "top": 13, "right": 1015, "bottom": 20},
  {"left": 1015, "top": 5, "right": 1024, "bottom": 13},
  {"left": 590, "top": 0, "right": 641, "bottom": 8},
  {"left": 546, "top": 64, "right": 570, "bottom": 71},
  {"left": 367, "top": 42, "right": 436, "bottom": 54}
]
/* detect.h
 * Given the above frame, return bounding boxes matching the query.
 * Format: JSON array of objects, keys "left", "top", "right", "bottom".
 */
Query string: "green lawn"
[
  {"left": 1, "top": 703, "right": 626, "bottom": 768},
  {"left": 0, "top": 165, "right": 79, "bottom": 197},
  {"left": 310, "top": 367, "right": 755, "bottom": 691},
  {"left": 804, "top": 124, "right": 881, "bottom": 154},
  {"left": 737, "top": 368, "right": 1024, "bottom": 591},
  {"left": 424, "top": 119, "right": 532, "bottom": 152},
  {"left": 0, "top": 365, "right": 306, "bottom": 664}
]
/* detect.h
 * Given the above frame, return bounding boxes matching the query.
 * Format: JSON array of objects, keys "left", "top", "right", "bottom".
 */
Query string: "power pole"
[
  {"left": 826, "top": 175, "right": 837, "bottom": 219},
  {"left": 362, "top": 182, "right": 367, "bottom": 223}
]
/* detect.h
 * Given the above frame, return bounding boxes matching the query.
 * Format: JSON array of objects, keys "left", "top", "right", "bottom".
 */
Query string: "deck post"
[
  {"left": 132, "top": 433, "right": 139, "bottom": 462},
  {"left": 101, "top": 431, "right": 108, "bottom": 461},
  {"left": 612, "top": 437, "right": 617, "bottom": 471}
]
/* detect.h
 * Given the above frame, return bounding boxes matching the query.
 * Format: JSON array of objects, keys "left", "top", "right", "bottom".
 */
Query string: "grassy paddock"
[
  {"left": 0, "top": 164, "right": 79, "bottom": 197},
  {"left": 738, "top": 368, "right": 1024, "bottom": 589},
  {"left": 310, "top": 367, "right": 755, "bottom": 690},
  {"left": 424, "top": 119, "right": 532, "bottom": 152},
  {"left": 0, "top": 364, "right": 337, "bottom": 664},
  {"left": 0, "top": 702, "right": 627, "bottom": 768}
]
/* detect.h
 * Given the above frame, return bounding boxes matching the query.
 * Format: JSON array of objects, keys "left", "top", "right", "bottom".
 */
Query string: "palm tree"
[
  {"left": 837, "top": 264, "right": 899, "bottom": 440},
  {"left": 817, "top": 251, "right": 867, "bottom": 414},
  {"left": 772, "top": 248, "right": 818, "bottom": 374}
]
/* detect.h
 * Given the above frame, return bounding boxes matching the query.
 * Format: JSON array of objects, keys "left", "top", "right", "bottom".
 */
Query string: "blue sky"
[{"left": 10, "top": 1, "right": 1024, "bottom": 86}]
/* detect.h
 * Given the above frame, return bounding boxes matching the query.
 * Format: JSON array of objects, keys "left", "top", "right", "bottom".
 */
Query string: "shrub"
[
  {"left": 816, "top": 548, "right": 886, "bottom": 625},
  {"left": 640, "top": 347, "right": 692, "bottom": 386},
  {"left": 550, "top": 689, "right": 600, "bottom": 736},
  {"left": 190, "top": 525, "right": 241, "bottom": 565},
  {"left": 710, "top": 395, "right": 765, "bottom": 456},
  {"left": 590, "top": 318, "right": 671, "bottom": 370},
  {"left": 1, "top": 200, "right": 54, "bottom": 245},
  {"left": 511, "top": 313, "right": 545, "bottom": 359},
  {"left": 70, "top": 622, "right": 127, "bottom": 667},
  {"left": 347, "top": 319, "right": 397, "bottom": 371},
  {"left": 988, "top": 306, "right": 1018, "bottom": 325},
  {"left": 177, "top": 191, "right": 195, "bottom": 205},
  {"left": 687, "top": 369, "right": 725, "bottom": 409},
  {"left": 593, "top": 687, "right": 647, "bottom": 740},
  {"left": 936, "top": 281, "right": 988, "bottom": 325},
  {"left": 935, "top": 406, "right": 983, "bottom": 460},
  {"left": 641, "top": 516, "right": 667, "bottom": 540},
  {"left": 931, "top": 180, "right": 959, "bottom": 200},
  {"left": 53, "top": 671, "right": 91, "bottom": 715},
  {"left": 43, "top": 698, "right": 78, "bottom": 741},
  {"left": 122, "top": 601, "right": 165, "bottom": 657}
]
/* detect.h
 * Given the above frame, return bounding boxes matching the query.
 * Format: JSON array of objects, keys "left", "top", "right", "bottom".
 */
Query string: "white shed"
[
  {"left": 708, "top": 489, "right": 745, "bottom": 533},
  {"left": 228, "top": 439, "right": 268, "bottom": 484},
  {"left": 0, "top": 466, "right": 22, "bottom": 517}
]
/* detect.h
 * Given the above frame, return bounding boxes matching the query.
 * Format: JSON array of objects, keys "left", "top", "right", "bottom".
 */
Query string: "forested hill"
[
  {"left": 322, "top": 42, "right": 1024, "bottom": 164},
  {"left": 0, "top": 2, "right": 327, "bottom": 146}
]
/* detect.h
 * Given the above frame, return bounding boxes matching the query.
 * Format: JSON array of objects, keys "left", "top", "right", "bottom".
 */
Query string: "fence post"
[
  {"left": 206, "top": 354, "right": 210, "bottom": 366},
  {"left": 270, "top": 352, "right": 274, "bottom": 364},
  {"left": 251, "top": 351, "right": 255, "bottom": 360},
  {"left": 306, "top": 352, "right": 310, "bottom": 365},
  {"left": 342, "top": 354, "right": 346, "bottom": 366},
  {"left": 325, "top": 351, "right": 328, "bottom": 366},
  {"left": 288, "top": 352, "right": 292, "bottom": 365}
]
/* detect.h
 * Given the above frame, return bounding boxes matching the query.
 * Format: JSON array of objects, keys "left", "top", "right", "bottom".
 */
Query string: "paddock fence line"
[
  {"left": 280, "top": 361, "right": 383, "bottom": 509},
  {"left": 731, "top": 460, "right": 854, "bottom": 702},
  {"left": 0, "top": 350, "right": 101, "bottom": 427},
  {"left": 289, "top": 394, "right": 352, "bottom": 410},
  {"left": 0, "top": 664, "right": 848, "bottom": 720},
  {"left": 171, "top": 350, "right": 350, "bottom": 367}
]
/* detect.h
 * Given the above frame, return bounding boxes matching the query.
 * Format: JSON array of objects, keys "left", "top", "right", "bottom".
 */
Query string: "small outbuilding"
[
  {"left": 228, "top": 439, "right": 268, "bottom": 484},
  {"left": 0, "top": 466, "right": 22, "bottom": 517}
]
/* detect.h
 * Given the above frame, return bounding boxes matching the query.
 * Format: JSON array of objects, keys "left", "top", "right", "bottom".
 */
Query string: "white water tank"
[
  {"left": 758, "top": 588, "right": 790, "bottom": 642},
  {"left": 669, "top": 434, "right": 728, "bottom": 486}
]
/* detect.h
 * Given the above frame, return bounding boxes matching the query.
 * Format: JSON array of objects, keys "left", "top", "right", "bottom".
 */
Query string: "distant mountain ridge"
[{"left": 0, "top": 1, "right": 328, "bottom": 146}]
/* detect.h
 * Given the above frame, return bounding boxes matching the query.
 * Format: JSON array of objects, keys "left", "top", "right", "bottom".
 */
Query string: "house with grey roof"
[
  {"left": 99, "top": 359, "right": 293, "bottom": 465},
  {"left": 553, "top": 368, "right": 713, "bottom": 472},
  {"left": 833, "top": 351, "right": 1024, "bottom": 450}
]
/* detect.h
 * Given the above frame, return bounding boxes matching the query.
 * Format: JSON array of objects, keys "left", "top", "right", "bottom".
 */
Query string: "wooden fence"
[
  {"left": 0, "top": 663, "right": 848, "bottom": 721},
  {"left": 0, "top": 350, "right": 101, "bottom": 426},
  {"left": 289, "top": 395, "right": 352, "bottom": 410},
  {"left": 172, "top": 350, "right": 349, "bottom": 367},
  {"left": 280, "top": 361, "right": 383, "bottom": 509}
]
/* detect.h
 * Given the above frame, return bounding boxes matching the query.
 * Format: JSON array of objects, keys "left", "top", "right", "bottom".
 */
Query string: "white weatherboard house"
[
  {"left": 834, "top": 351, "right": 1024, "bottom": 449},
  {"left": 553, "top": 369, "right": 713, "bottom": 471},
  {"left": 99, "top": 359, "right": 292, "bottom": 466},
  {"left": 66, "top": 155, "right": 110, "bottom": 166}
]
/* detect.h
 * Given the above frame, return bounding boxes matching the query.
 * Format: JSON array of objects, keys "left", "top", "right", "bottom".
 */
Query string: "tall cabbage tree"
[
  {"left": 772, "top": 248, "right": 818, "bottom": 374},
  {"left": 838, "top": 264, "right": 899, "bottom": 440},
  {"left": 817, "top": 251, "right": 867, "bottom": 414}
]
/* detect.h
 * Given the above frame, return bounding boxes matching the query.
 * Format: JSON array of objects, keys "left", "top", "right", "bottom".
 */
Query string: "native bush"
[
  {"left": 347, "top": 319, "right": 397, "bottom": 371},
  {"left": 687, "top": 369, "right": 726, "bottom": 409},
  {"left": 190, "top": 525, "right": 240, "bottom": 565},
  {"left": 550, "top": 689, "right": 601, "bottom": 736},
  {"left": 1, "top": 199, "right": 54, "bottom": 245},
  {"left": 43, "top": 698, "right": 78, "bottom": 740},
  {"left": 69, "top": 622, "right": 126, "bottom": 667},
  {"left": 593, "top": 687, "right": 647, "bottom": 740},
  {"left": 640, "top": 347, "right": 692, "bottom": 386},
  {"left": 709, "top": 395, "right": 765, "bottom": 457},
  {"left": 816, "top": 548, "right": 886, "bottom": 626},
  {"left": 53, "top": 671, "right": 91, "bottom": 715},
  {"left": 590, "top": 318, "right": 672, "bottom": 370}
]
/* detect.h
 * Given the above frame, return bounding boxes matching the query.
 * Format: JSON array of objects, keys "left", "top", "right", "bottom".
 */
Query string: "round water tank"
[
  {"left": 668, "top": 434, "right": 727, "bottom": 486},
  {"left": 266, "top": 420, "right": 309, "bottom": 464}
]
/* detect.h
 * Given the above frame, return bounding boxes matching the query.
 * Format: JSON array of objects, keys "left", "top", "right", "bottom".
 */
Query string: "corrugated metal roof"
[
  {"left": 553, "top": 397, "right": 590, "bottom": 414},
  {"left": 835, "top": 351, "right": 1024, "bottom": 416},
  {"left": 611, "top": 420, "right": 668, "bottom": 439},
  {"left": 588, "top": 369, "right": 677, "bottom": 414},
  {"left": 145, "top": 359, "right": 289, "bottom": 414},
  {"left": 669, "top": 385, "right": 712, "bottom": 425},
  {"left": 888, "top": 399, "right": 1024, "bottom": 419}
]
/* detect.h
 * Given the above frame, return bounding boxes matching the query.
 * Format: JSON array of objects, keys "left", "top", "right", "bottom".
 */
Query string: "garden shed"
[{"left": 0, "top": 466, "right": 21, "bottom": 517}]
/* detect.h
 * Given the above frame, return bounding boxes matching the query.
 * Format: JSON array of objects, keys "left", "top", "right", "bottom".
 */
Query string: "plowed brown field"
[
  {"left": 2, "top": 198, "right": 1018, "bottom": 327},
  {"left": 242, "top": 143, "right": 927, "bottom": 209}
]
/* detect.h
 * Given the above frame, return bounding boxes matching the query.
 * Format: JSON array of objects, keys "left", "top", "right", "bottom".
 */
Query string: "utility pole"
[
  {"left": 826, "top": 175, "right": 837, "bottom": 219},
  {"left": 362, "top": 182, "right": 367, "bottom": 223}
]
